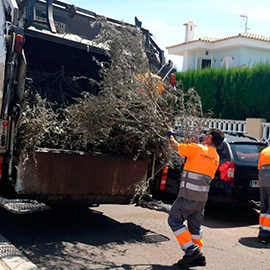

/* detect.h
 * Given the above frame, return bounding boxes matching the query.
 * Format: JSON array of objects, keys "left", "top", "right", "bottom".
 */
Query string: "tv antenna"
[{"left": 240, "top": 14, "right": 250, "bottom": 33}]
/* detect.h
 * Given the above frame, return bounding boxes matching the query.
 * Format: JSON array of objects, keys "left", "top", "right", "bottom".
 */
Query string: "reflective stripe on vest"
[
  {"left": 259, "top": 164, "right": 270, "bottom": 187},
  {"left": 182, "top": 170, "right": 211, "bottom": 181},
  {"left": 179, "top": 170, "right": 212, "bottom": 201},
  {"left": 174, "top": 227, "right": 194, "bottom": 250}
]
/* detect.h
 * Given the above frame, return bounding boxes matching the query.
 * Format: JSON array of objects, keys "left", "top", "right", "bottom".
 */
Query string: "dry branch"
[{"left": 16, "top": 17, "right": 207, "bottom": 200}]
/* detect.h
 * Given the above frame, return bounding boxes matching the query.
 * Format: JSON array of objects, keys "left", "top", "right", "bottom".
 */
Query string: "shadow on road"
[
  {"left": 203, "top": 203, "right": 259, "bottom": 229},
  {"left": 0, "top": 206, "right": 171, "bottom": 270},
  {"left": 239, "top": 237, "right": 270, "bottom": 249},
  {"left": 0, "top": 206, "right": 170, "bottom": 246},
  {"left": 0, "top": 203, "right": 263, "bottom": 270},
  {"left": 115, "top": 264, "right": 178, "bottom": 270},
  {"left": 98, "top": 263, "right": 198, "bottom": 270}
]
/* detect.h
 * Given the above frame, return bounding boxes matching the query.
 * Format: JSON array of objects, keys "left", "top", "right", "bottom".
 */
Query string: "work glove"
[{"left": 167, "top": 130, "right": 176, "bottom": 137}]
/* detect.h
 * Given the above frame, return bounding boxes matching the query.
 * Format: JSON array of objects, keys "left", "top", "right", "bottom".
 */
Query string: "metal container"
[{"left": 16, "top": 149, "right": 149, "bottom": 205}]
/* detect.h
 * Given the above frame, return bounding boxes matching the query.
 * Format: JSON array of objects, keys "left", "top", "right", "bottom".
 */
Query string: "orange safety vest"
[
  {"left": 258, "top": 146, "right": 270, "bottom": 187},
  {"left": 178, "top": 143, "right": 219, "bottom": 178},
  {"left": 257, "top": 146, "right": 270, "bottom": 232},
  {"left": 258, "top": 146, "right": 270, "bottom": 170},
  {"left": 177, "top": 143, "right": 219, "bottom": 201}
]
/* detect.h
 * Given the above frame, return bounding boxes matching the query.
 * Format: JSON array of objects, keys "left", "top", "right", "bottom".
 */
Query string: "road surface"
[{"left": 0, "top": 202, "right": 269, "bottom": 270}]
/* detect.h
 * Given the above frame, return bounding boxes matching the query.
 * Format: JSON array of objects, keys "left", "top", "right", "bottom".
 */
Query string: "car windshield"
[{"left": 230, "top": 143, "right": 266, "bottom": 163}]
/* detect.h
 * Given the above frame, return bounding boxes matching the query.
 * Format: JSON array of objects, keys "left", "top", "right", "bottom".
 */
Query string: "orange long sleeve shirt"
[
  {"left": 258, "top": 146, "right": 270, "bottom": 169},
  {"left": 178, "top": 143, "right": 219, "bottom": 179}
]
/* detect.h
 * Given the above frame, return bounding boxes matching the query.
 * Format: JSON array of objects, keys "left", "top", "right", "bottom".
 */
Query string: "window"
[
  {"left": 198, "top": 57, "right": 212, "bottom": 69},
  {"left": 230, "top": 144, "right": 266, "bottom": 163},
  {"left": 201, "top": 59, "right": 211, "bottom": 69}
]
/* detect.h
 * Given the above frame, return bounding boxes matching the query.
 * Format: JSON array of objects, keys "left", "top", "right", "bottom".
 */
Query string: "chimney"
[{"left": 184, "top": 21, "right": 196, "bottom": 42}]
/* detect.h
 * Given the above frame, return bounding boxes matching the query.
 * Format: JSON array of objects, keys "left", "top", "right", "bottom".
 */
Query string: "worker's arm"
[
  {"left": 169, "top": 135, "right": 179, "bottom": 151},
  {"left": 167, "top": 130, "right": 195, "bottom": 156}
]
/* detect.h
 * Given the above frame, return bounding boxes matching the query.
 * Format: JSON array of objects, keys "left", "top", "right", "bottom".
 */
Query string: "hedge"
[{"left": 176, "top": 63, "right": 270, "bottom": 121}]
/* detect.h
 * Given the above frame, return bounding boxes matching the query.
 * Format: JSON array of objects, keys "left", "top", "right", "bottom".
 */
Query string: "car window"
[{"left": 229, "top": 143, "right": 266, "bottom": 163}]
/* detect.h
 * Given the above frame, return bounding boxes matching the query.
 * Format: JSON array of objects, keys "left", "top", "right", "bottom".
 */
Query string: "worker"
[
  {"left": 167, "top": 129, "right": 224, "bottom": 268},
  {"left": 257, "top": 145, "right": 270, "bottom": 243}
]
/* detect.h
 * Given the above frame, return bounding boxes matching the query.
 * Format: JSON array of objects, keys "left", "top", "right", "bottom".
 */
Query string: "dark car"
[{"left": 150, "top": 133, "right": 268, "bottom": 206}]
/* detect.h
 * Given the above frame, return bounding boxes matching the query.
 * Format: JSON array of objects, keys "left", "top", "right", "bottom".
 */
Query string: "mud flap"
[{"left": 0, "top": 196, "right": 50, "bottom": 214}]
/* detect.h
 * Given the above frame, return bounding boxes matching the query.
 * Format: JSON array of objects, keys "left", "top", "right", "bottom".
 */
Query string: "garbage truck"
[{"left": 0, "top": 0, "right": 174, "bottom": 213}]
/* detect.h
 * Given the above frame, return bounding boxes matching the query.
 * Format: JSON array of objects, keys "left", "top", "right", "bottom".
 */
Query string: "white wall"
[
  {"left": 185, "top": 47, "right": 270, "bottom": 70},
  {"left": 238, "top": 47, "right": 270, "bottom": 67}
]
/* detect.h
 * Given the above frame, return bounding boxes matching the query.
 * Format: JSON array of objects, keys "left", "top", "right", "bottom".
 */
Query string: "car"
[{"left": 150, "top": 132, "right": 268, "bottom": 206}]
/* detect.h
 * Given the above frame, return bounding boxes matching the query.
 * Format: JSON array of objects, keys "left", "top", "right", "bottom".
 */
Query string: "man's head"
[{"left": 203, "top": 129, "right": 224, "bottom": 148}]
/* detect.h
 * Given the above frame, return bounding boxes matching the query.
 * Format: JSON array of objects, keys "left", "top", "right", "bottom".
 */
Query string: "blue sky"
[{"left": 76, "top": 0, "right": 270, "bottom": 71}]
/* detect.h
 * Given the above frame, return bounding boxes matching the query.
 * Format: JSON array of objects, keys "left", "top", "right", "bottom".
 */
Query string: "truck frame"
[{"left": 0, "top": 0, "right": 173, "bottom": 213}]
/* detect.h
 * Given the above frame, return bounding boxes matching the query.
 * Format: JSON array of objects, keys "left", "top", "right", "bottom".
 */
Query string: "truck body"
[{"left": 0, "top": 0, "right": 171, "bottom": 212}]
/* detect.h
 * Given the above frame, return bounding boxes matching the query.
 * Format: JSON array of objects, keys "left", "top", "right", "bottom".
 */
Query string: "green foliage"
[
  {"left": 17, "top": 18, "right": 205, "bottom": 167},
  {"left": 177, "top": 68, "right": 224, "bottom": 117},
  {"left": 177, "top": 63, "right": 270, "bottom": 121}
]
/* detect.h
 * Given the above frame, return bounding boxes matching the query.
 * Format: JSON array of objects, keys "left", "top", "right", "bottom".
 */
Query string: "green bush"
[{"left": 176, "top": 63, "right": 270, "bottom": 121}]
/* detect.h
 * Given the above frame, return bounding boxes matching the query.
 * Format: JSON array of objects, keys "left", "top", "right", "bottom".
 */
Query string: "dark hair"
[{"left": 207, "top": 129, "right": 224, "bottom": 147}]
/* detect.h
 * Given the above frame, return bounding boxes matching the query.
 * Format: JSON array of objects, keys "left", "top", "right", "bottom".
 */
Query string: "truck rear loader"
[{"left": 0, "top": 0, "right": 173, "bottom": 213}]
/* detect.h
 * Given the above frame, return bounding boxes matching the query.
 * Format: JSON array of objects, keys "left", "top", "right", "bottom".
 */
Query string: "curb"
[{"left": 0, "top": 234, "right": 38, "bottom": 270}]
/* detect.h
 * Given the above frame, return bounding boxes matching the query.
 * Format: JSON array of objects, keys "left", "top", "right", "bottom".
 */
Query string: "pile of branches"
[{"left": 16, "top": 17, "right": 205, "bottom": 167}]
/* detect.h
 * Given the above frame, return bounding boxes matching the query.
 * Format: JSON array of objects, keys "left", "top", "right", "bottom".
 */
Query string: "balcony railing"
[
  {"left": 175, "top": 117, "right": 246, "bottom": 133},
  {"left": 204, "top": 118, "right": 246, "bottom": 133},
  {"left": 261, "top": 123, "right": 270, "bottom": 144},
  {"left": 175, "top": 117, "right": 270, "bottom": 144}
]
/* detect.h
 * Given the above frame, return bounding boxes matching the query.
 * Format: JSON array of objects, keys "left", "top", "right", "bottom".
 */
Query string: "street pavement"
[
  {"left": 0, "top": 234, "right": 38, "bottom": 270},
  {"left": 0, "top": 203, "right": 269, "bottom": 269}
]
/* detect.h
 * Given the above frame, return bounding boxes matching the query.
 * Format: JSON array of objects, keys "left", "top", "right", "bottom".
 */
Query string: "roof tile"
[{"left": 199, "top": 33, "right": 270, "bottom": 43}]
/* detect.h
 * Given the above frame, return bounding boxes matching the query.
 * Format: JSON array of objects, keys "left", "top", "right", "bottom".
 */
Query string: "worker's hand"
[
  {"left": 167, "top": 130, "right": 176, "bottom": 138},
  {"left": 168, "top": 133, "right": 179, "bottom": 151}
]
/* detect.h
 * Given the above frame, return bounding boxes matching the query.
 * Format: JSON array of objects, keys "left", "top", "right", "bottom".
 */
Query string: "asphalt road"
[{"left": 0, "top": 202, "right": 269, "bottom": 270}]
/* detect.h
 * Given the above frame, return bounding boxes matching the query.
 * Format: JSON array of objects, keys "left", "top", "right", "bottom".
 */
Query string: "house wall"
[
  {"left": 237, "top": 47, "right": 270, "bottom": 67},
  {"left": 185, "top": 51, "right": 197, "bottom": 70},
  {"left": 186, "top": 47, "right": 270, "bottom": 70},
  {"left": 205, "top": 48, "right": 241, "bottom": 68},
  {"left": 246, "top": 118, "right": 266, "bottom": 140}
]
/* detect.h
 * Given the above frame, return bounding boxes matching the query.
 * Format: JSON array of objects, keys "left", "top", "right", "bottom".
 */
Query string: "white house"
[{"left": 167, "top": 21, "right": 270, "bottom": 72}]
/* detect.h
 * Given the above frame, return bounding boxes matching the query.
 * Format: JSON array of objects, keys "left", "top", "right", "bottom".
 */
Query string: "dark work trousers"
[
  {"left": 168, "top": 196, "right": 206, "bottom": 256},
  {"left": 259, "top": 186, "right": 270, "bottom": 239}
]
